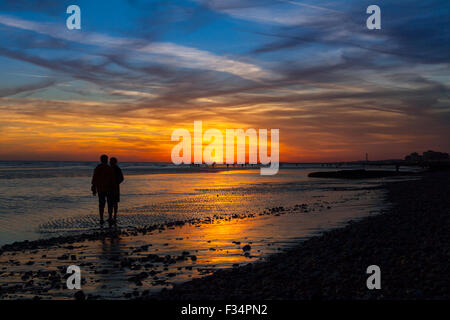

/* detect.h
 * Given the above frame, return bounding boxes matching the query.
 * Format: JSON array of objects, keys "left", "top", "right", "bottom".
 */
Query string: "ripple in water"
[{"left": 38, "top": 213, "right": 184, "bottom": 235}]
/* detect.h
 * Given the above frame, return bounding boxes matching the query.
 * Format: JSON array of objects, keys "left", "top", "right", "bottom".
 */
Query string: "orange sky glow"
[
  {"left": 0, "top": 6, "right": 448, "bottom": 163},
  {"left": 0, "top": 96, "right": 448, "bottom": 163}
]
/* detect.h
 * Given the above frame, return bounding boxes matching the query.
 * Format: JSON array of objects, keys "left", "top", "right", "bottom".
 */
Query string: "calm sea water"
[{"left": 0, "top": 161, "right": 412, "bottom": 246}]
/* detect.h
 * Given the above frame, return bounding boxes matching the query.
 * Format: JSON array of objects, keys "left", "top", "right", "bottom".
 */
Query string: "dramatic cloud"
[
  {"left": 0, "top": 14, "right": 273, "bottom": 82},
  {"left": 0, "top": 0, "right": 449, "bottom": 162}
]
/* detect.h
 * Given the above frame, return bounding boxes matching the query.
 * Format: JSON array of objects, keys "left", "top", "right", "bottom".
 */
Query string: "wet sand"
[
  {"left": 154, "top": 171, "right": 450, "bottom": 300},
  {"left": 0, "top": 185, "right": 384, "bottom": 300}
]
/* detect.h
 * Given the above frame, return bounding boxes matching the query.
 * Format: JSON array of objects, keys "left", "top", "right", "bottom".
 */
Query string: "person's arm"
[
  {"left": 118, "top": 168, "right": 124, "bottom": 184},
  {"left": 91, "top": 167, "right": 98, "bottom": 195}
]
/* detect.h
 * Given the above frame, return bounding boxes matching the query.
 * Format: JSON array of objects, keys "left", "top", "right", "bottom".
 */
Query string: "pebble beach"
[
  {"left": 1, "top": 170, "right": 447, "bottom": 300},
  {"left": 154, "top": 171, "right": 450, "bottom": 300}
]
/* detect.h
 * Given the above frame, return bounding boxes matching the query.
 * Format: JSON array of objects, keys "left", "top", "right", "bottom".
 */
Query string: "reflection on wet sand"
[
  {"left": 0, "top": 186, "right": 385, "bottom": 299},
  {"left": 93, "top": 233, "right": 127, "bottom": 297}
]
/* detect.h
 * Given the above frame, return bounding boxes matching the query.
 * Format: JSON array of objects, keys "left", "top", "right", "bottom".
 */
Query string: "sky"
[{"left": 0, "top": 0, "right": 449, "bottom": 162}]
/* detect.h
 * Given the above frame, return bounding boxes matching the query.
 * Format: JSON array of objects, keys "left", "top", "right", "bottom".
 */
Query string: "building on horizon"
[
  {"left": 405, "top": 150, "right": 449, "bottom": 163},
  {"left": 422, "top": 150, "right": 449, "bottom": 161}
]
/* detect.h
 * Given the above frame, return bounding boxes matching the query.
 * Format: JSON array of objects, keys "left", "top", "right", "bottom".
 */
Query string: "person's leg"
[
  {"left": 112, "top": 193, "right": 119, "bottom": 221},
  {"left": 113, "top": 201, "right": 118, "bottom": 221},
  {"left": 106, "top": 193, "right": 114, "bottom": 224},
  {"left": 98, "top": 193, "right": 106, "bottom": 224}
]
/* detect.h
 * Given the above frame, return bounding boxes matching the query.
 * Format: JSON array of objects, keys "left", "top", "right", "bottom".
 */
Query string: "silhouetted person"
[
  {"left": 91, "top": 154, "right": 116, "bottom": 225},
  {"left": 109, "top": 157, "right": 124, "bottom": 222}
]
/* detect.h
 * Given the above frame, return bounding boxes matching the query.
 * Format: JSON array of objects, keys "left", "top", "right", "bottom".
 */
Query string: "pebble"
[{"left": 74, "top": 290, "right": 85, "bottom": 301}]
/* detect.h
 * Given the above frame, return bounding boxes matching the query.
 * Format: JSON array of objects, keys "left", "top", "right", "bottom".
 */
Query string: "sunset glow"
[{"left": 0, "top": 1, "right": 448, "bottom": 162}]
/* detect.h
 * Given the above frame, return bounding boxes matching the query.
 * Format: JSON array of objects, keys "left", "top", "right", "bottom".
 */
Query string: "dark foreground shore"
[{"left": 154, "top": 171, "right": 450, "bottom": 300}]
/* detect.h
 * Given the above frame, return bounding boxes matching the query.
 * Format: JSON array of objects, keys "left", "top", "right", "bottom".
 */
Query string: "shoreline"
[
  {"left": 0, "top": 199, "right": 381, "bottom": 300},
  {"left": 0, "top": 178, "right": 387, "bottom": 299},
  {"left": 152, "top": 171, "right": 449, "bottom": 300},
  {"left": 0, "top": 181, "right": 385, "bottom": 253},
  {"left": 307, "top": 169, "right": 420, "bottom": 179},
  {"left": 1, "top": 172, "right": 445, "bottom": 300},
  {"left": 0, "top": 164, "right": 415, "bottom": 180}
]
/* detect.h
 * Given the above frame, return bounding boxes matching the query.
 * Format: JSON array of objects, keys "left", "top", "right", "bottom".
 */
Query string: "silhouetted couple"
[{"left": 91, "top": 155, "right": 124, "bottom": 226}]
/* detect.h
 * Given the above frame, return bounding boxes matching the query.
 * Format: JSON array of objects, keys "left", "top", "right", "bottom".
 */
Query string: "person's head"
[
  {"left": 110, "top": 157, "right": 118, "bottom": 166},
  {"left": 100, "top": 154, "right": 108, "bottom": 164}
]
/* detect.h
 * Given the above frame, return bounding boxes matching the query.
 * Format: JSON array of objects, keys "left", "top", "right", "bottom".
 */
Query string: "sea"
[{"left": 0, "top": 161, "right": 417, "bottom": 246}]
